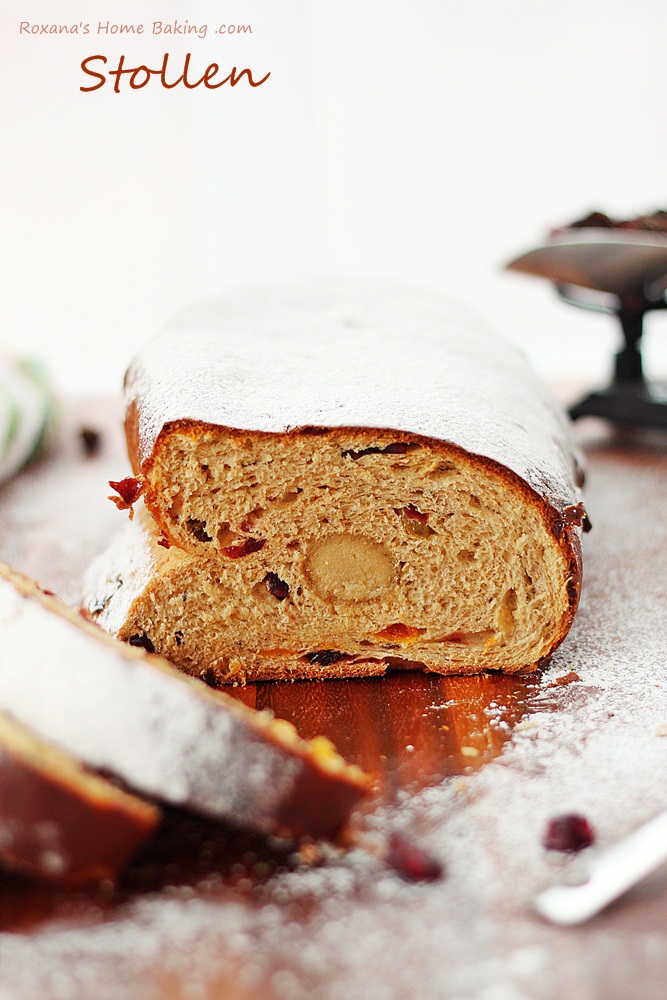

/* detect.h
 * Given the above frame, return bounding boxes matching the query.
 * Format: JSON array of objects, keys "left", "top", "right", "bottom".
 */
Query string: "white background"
[{"left": 2, "top": 0, "right": 667, "bottom": 394}]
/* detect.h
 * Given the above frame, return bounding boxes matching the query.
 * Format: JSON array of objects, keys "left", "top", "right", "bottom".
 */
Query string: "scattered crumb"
[
  {"left": 79, "top": 427, "right": 102, "bottom": 457},
  {"left": 514, "top": 720, "right": 539, "bottom": 732},
  {"left": 548, "top": 670, "right": 581, "bottom": 688},
  {"left": 655, "top": 724, "right": 667, "bottom": 737},
  {"left": 297, "top": 841, "right": 322, "bottom": 866}
]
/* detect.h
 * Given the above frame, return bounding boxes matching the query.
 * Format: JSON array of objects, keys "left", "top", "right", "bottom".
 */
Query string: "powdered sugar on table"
[{"left": 0, "top": 401, "right": 665, "bottom": 1000}]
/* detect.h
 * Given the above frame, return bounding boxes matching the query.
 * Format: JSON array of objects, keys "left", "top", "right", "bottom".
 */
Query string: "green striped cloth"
[{"left": 0, "top": 359, "right": 57, "bottom": 485}]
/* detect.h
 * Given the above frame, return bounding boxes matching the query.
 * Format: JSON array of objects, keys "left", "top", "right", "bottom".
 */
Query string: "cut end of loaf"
[
  {"left": 92, "top": 423, "right": 582, "bottom": 684},
  {"left": 1, "top": 561, "right": 372, "bottom": 840}
]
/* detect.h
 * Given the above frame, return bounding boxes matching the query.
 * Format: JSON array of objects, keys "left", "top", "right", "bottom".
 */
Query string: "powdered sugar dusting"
[
  {"left": 0, "top": 578, "right": 310, "bottom": 827},
  {"left": 0, "top": 407, "right": 666, "bottom": 999},
  {"left": 126, "top": 281, "right": 582, "bottom": 515},
  {"left": 0, "top": 398, "right": 129, "bottom": 605},
  {"left": 83, "top": 503, "right": 159, "bottom": 636}
]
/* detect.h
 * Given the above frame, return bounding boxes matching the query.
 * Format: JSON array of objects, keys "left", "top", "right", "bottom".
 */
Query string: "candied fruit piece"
[
  {"left": 543, "top": 813, "right": 595, "bottom": 852},
  {"left": 128, "top": 633, "right": 155, "bottom": 654},
  {"left": 398, "top": 504, "right": 435, "bottom": 538},
  {"left": 554, "top": 502, "right": 591, "bottom": 536},
  {"left": 373, "top": 623, "right": 425, "bottom": 644},
  {"left": 402, "top": 504, "right": 428, "bottom": 524},
  {"left": 108, "top": 477, "right": 143, "bottom": 517},
  {"left": 305, "top": 650, "right": 350, "bottom": 667},
  {"left": 264, "top": 573, "right": 289, "bottom": 601},
  {"left": 386, "top": 832, "right": 444, "bottom": 882},
  {"left": 185, "top": 518, "right": 212, "bottom": 543},
  {"left": 221, "top": 538, "right": 265, "bottom": 559}
]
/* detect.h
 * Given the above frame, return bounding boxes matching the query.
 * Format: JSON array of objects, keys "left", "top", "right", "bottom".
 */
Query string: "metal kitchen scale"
[{"left": 506, "top": 230, "right": 667, "bottom": 428}]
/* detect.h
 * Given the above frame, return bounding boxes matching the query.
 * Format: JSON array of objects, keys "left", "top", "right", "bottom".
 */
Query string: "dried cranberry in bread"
[
  {"left": 0, "top": 564, "right": 370, "bottom": 838},
  {"left": 0, "top": 710, "right": 160, "bottom": 885},
  {"left": 106, "top": 281, "right": 585, "bottom": 681}
]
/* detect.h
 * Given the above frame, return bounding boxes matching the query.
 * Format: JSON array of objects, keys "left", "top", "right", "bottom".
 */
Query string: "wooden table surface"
[{"left": 0, "top": 398, "right": 666, "bottom": 1000}]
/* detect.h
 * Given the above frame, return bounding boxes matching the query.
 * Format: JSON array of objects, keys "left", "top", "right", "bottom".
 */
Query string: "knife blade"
[{"left": 535, "top": 807, "right": 667, "bottom": 925}]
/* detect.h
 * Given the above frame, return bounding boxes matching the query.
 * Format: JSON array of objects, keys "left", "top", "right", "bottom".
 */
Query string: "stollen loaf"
[
  {"left": 0, "top": 564, "right": 370, "bottom": 837},
  {"left": 91, "top": 281, "right": 587, "bottom": 683}
]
